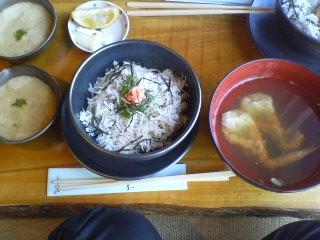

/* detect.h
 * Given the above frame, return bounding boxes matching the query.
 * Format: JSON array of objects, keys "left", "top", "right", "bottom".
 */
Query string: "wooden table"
[{"left": 0, "top": 0, "right": 319, "bottom": 209}]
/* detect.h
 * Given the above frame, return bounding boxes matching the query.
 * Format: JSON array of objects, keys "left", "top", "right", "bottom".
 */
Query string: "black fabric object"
[
  {"left": 262, "top": 220, "right": 320, "bottom": 240},
  {"left": 48, "top": 206, "right": 162, "bottom": 240}
]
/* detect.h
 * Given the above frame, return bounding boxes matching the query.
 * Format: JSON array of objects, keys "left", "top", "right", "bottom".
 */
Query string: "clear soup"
[{"left": 216, "top": 77, "right": 320, "bottom": 189}]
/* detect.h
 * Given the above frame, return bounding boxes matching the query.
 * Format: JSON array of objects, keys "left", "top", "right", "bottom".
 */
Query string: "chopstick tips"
[{"left": 126, "top": 2, "right": 274, "bottom": 17}]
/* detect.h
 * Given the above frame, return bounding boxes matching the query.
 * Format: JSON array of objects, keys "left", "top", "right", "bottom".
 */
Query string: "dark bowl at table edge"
[{"left": 275, "top": 0, "right": 320, "bottom": 52}]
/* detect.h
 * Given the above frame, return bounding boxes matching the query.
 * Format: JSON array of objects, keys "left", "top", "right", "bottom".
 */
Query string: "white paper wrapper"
[{"left": 47, "top": 164, "right": 187, "bottom": 197}]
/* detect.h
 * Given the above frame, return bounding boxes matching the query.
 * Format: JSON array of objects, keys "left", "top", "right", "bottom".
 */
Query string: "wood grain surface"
[{"left": 0, "top": 0, "right": 319, "bottom": 208}]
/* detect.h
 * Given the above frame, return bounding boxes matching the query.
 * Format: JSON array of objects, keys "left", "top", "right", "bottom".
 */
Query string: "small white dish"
[{"left": 68, "top": 1, "right": 130, "bottom": 53}]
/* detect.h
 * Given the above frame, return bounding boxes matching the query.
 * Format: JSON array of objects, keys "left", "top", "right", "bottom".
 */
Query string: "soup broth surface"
[
  {"left": 0, "top": 76, "right": 56, "bottom": 141},
  {"left": 217, "top": 77, "right": 320, "bottom": 189}
]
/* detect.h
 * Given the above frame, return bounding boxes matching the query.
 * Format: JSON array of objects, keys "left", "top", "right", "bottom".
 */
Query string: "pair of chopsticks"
[
  {"left": 126, "top": 2, "right": 274, "bottom": 17},
  {"left": 52, "top": 171, "right": 235, "bottom": 191}
]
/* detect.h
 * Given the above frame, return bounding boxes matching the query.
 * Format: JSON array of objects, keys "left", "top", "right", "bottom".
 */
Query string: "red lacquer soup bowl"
[{"left": 209, "top": 59, "right": 320, "bottom": 192}]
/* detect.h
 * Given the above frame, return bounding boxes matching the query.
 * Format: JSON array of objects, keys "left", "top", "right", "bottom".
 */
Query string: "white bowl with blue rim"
[{"left": 68, "top": 1, "right": 130, "bottom": 53}]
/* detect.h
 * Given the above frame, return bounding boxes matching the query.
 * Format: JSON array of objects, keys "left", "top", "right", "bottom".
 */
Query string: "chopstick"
[
  {"left": 127, "top": 2, "right": 272, "bottom": 10},
  {"left": 52, "top": 178, "right": 116, "bottom": 184},
  {"left": 127, "top": 9, "right": 274, "bottom": 17},
  {"left": 54, "top": 171, "right": 235, "bottom": 191},
  {"left": 126, "top": 2, "right": 274, "bottom": 16}
]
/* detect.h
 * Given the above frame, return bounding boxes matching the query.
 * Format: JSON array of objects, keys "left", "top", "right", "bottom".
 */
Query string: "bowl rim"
[
  {"left": 0, "top": 65, "right": 62, "bottom": 144},
  {"left": 0, "top": 0, "right": 58, "bottom": 61},
  {"left": 68, "top": 39, "right": 202, "bottom": 160},
  {"left": 208, "top": 58, "right": 320, "bottom": 193},
  {"left": 67, "top": 0, "right": 131, "bottom": 53},
  {"left": 276, "top": 0, "right": 320, "bottom": 46}
]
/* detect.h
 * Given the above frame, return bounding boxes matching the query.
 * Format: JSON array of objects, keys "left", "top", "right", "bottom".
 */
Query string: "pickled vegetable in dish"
[
  {"left": 79, "top": 61, "right": 189, "bottom": 154},
  {"left": 0, "top": 76, "right": 57, "bottom": 141},
  {"left": 70, "top": 4, "right": 125, "bottom": 52}
]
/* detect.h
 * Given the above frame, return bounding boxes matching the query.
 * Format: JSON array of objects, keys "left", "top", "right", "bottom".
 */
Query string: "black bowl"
[
  {"left": 276, "top": 0, "right": 320, "bottom": 54},
  {"left": 67, "top": 40, "right": 201, "bottom": 174},
  {"left": 61, "top": 97, "right": 199, "bottom": 179},
  {"left": 249, "top": 0, "right": 320, "bottom": 74}
]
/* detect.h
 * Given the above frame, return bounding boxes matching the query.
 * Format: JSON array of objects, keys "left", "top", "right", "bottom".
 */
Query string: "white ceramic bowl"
[{"left": 68, "top": 1, "right": 130, "bottom": 53}]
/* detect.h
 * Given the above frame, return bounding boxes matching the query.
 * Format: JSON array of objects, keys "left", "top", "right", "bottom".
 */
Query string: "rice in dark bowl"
[
  {"left": 280, "top": 0, "right": 320, "bottom": 41},
  {"left": 79, "top": 61, "right": 189, "bottom": 154}
]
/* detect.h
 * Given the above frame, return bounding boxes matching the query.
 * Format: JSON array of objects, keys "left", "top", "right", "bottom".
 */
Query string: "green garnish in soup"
[
  {"left": 0, "top": 76, "right": 56, "bottom": 141},
  {"left": 11, "top": 98, "right": 27, "bottom": 108},
  {"left": 14, "top": 29, "right": 27, "bottom": 41}
]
